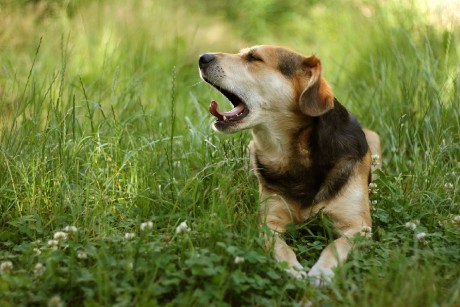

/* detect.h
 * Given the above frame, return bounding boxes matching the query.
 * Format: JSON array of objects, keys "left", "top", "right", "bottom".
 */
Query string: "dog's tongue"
[{"left": 209, "top": 100, "right": 244, "bottom": 121}]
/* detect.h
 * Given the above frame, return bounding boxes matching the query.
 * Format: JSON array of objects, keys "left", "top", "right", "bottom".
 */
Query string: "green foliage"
[{"left": 0, "top": 0, "right": 459, "bottom": 306}]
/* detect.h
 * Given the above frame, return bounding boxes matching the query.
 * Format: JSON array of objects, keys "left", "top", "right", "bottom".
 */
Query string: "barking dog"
[{"left": 198, "top": 45, "right": 381, "bottom": 284}]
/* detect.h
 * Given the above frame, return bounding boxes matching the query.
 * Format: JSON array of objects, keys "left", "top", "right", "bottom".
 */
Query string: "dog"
[{"left": 198, "top": 45, "right": 381, "bottom": 284}]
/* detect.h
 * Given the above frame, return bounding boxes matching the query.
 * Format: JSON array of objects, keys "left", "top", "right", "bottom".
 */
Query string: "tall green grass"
[{"left": 0, "top": 0, "right": 459, "bottom": 306}]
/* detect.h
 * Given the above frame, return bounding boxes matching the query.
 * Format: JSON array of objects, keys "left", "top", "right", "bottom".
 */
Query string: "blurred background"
[{"left": 1, "top": 0, "right": 458, "bottom": 129}]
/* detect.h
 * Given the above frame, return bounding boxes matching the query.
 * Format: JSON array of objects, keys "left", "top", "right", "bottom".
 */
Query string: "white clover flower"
[
  {"left": 77, "top": 251, "right": 88, "bottom": 260},
  {"left": 33, "top": 247, "right": 42, "bottom": 255},
  {"left": 453, "top": 215, "right": 460, "bottom": 224},
  {"left": 34, "top": 262, "right": 45, "bottom": 277},
  {"left": 444, "top": 183, "right": 454, "bottom": 190},
  {"left": 368, "top": 183, "right": 379, "bottom": 194},
  {"left": 405, "top": 222, "right": 417, "bottom": 230},
  {"left": 234, "top": 256, "right": 245, "bottom": 264},
  {"left": 140, "top": 221, "right": 154, "bottom": 231},
  {"left": 53, "top": 231, "right": 68, "bottom": 241},
  {"left": 175, "top": 221, "right": 191, "bottom": 234},
  {"left": 48, "top": 239, "right": 59, "bottom": 247},
  {"left": 371, "top": 154, "right": 380, "bottom": 167},
  {"left": 360, "top": 226, "right": 372, "bottom": 238},
  {"left": 48, "top": 295, "right": 64, "bottom": 307},
  {"left": 63, "top": 225, "right": 78, "bottom": 233},
  {"left": 416, "top": 232, "right": 426, "bottom": 240},
  {"left": 124, "top": 233, "right": 136, "bottom": 240},
  {"left": 0, "top": 261, "right": 13, "bottom": 273}
]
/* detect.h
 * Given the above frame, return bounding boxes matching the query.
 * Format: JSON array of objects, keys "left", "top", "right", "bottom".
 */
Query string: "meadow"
[{"left": 0, "top": 0, "right": 459, "bottom": 305}]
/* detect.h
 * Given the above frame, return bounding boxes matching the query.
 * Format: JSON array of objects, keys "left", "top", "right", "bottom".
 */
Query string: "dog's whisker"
[{"left": 189, "top": 80, "right": 206, "bottom": 88}]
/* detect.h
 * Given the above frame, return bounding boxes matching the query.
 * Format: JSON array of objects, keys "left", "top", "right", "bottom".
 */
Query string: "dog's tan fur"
[{"left": 199, "top": 45, "right": 381, "bottom": 283}]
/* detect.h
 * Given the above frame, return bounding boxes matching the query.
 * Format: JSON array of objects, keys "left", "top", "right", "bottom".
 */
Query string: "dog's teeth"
[{"left": 223, "top": 116, "right": 228, "bottom": 121}]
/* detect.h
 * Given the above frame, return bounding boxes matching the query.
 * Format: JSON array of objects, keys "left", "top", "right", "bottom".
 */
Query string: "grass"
[{"left": 0, "top": 0, "right": 459, "bottom": 305}]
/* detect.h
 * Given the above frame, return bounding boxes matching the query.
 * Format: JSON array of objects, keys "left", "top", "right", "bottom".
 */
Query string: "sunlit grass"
[{"left": 0, "top": 0, "right": 459, "bottom": 306}]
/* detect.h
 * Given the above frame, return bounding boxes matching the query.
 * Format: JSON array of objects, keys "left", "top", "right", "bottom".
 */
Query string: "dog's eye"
[{"left": 246, "top": 53, "right": 263, "bottom": 63}]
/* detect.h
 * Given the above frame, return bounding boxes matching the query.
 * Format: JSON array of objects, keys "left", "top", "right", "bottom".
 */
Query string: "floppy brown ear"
[{"left": 299, "top": 56, "right": 334, "bottom": 117}]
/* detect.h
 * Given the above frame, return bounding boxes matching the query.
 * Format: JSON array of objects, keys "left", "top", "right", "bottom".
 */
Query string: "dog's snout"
[{"left": 199, "top": 53, "right": 216, "bottom": 68}]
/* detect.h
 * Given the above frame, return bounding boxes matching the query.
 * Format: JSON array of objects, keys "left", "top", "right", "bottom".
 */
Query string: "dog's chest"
[{"left": 253, "top": 150, "right": 323, "bottom": 207}]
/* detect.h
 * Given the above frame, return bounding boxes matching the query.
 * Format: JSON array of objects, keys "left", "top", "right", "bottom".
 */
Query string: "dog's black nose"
[{"left": 199, "top": 53, "right": 216, "bottom": 68}]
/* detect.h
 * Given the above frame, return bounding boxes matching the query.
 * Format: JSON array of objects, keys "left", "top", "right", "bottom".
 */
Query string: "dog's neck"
[
  {"left": 251, "top": 124, "right": 287, "bottom": 156},
  {"left": 251, "top": 116, "right": 311, "bottom": 164}
]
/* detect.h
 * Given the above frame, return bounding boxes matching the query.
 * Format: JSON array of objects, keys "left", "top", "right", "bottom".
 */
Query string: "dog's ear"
[{"left": 299, "top": 55, "right": 334, "bottom": 117}]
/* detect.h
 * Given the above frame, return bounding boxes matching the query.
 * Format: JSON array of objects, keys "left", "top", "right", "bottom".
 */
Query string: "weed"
[{"left": 0, "top": 0, "right": 459, "bottom": 306}]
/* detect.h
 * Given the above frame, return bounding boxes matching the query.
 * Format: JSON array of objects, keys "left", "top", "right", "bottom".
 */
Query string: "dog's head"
[{"left": 198, "top": 45, "right": 334, "bottom": 133}]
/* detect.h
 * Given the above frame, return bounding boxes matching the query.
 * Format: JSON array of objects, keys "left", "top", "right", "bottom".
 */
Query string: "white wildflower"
[
  {"left": 0, "top": 261, "right": 13, "bottom": 273},
  {"left": 371, "top": 154, "right": 380, "bottom": 167},
  {"left": 360, "top": 226, "right": 372, "bottom": 238},
  {"left": 416, "top": 232, "right": 426, "bottom": 240},
  {"left": 48, "top": 295, "right": 64, "bottom": 307},
  {"left": 140, "top": 221, "right": 154, "bottom": 231},
  {"left": 453, "top": 215, "right": 460, "bottom": 224},
  {"left": 405, "top": 222, "right": 417, "bottom": 230},
  {"left": 77, "top": 251, "right": 88, "bottom": 260},
  {"left": 175, "top": 221, "right": 191, "bottom": 234},
  {"left": 53, "top": 231, "right": 67, "bottom": 241},
  {"left": 34, "top": 262, "right": 46, "bottom": 277},
  {"left": 368, "top": 182, "right": 379, "bottom": 194},
  {"left": 63, "top": 225, "right": 78, "bottom": 233},
  {"left": 444, "top": 183, "right": 454, "bottom": 190},
  {"left": 33, "top": 247, "right": 42, "bottom": 255},
  {"left": 234, "top": 256, "right": 245, "bottom": 264},
  {"left": 124, "top": 233, "right": 135, "bottom": 240},
  {"left": 48, "top": 239, "right": 59, "bottom": 247},
  {"left": 371, "top": 200, "right": 378, "bottom": 205}
]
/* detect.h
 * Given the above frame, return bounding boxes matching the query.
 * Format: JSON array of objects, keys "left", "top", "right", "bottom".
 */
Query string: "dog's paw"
[
  {"left": 284, "top": 262, "right": 307, "bottom": 279},
  {"left": 307, "top": 265, "right": 334, "bottom": 287},
  {"left": 285, "top": 266, "right": 307, "bottom": 279}
]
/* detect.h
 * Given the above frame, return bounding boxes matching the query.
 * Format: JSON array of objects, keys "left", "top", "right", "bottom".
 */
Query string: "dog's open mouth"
[{"left": 208, "top": 87, "right": 249, "bottom": 123}]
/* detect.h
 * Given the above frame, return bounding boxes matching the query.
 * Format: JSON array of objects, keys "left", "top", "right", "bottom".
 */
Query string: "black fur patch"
[
  {"left": 255, "top": 98, "right": 368, "bottom": 207},
  {"left": 278, "top": 53, "right": 299, "bottom": 77}
]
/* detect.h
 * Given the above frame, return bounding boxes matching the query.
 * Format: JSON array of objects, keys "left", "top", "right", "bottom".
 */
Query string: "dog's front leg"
[
  {"left": 307, "top": 196, "right": 372, "bottom": 285},
  {"left": 307, "top": 235, "right": 354, "bottom": 286},
  {"left": 259, "top": 193, "right": 306, "bottom": 279},
  {"left": 305, "top": 155, "right": 373, "bottom": 286}
]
